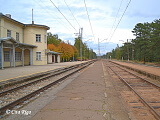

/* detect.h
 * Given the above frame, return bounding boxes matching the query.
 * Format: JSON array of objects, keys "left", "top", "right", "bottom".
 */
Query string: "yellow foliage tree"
[
  {"left": 56, "top": 42, "right": 74, "bottom": 61},
  {"left": 47, "top": 44, "right": 57, "bottom": 51}
]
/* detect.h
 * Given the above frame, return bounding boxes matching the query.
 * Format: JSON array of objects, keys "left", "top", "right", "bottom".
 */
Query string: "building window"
[
  {"left": 15, "top": 52, "right": 21, "bottom": 61},
  {"left": 7, "top": 30, "right": 11, "bottom": 37},
  {"left": 36, "top": 52, "right": 41, "bottom": 61},
  {"left": 4, "top": 51, "right": 10, "bottom": 62},
  {"left": 44, "top": 35, "right": 46, "bottom": 43},
  {"left": 36, "top": 34, "right": 41, "bottom": 42},
  {"left": 16, "top": 32, "right": 19, "bottom": 41}
]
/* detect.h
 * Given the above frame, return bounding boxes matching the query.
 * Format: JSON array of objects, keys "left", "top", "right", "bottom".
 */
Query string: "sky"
[{"left": 1, "top": 0, "right": 160, "bottom": 55}]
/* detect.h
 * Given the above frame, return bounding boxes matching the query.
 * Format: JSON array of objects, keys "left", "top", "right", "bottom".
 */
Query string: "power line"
[
  {"left": 109, "top": 0, "right": 132, "bottom": 42},
  {"left": 83, "top": 0, "right": 95, "bottom": 40},
  {"left": 63, "top": 0, "right": 89, "bottom": 39},
  {"left": 63, "top": 0, "right": 81, "bottom": 28},
  {"left": 33, "top": 0, "right": 73, "bottom": 32},
  {"left": 103, "top": 0, "right": 124, "bottom": 43},
  {"left": 49, "top": 0, "right": 77, "bottom": 32}
]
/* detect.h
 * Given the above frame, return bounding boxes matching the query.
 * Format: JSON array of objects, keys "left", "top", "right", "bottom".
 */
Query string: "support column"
[
  {"left": 1, "top": 42, "right": 4, "bottom": 69},
  {"left": 58, "top": 55, "right": 60, "bottom": 63},
  {"left": 30, "top": 48, "right": 33, "bottom": 65},
  {"left": 54, "top": 55, "right": 56, "bottom": 63},
  {"left": 13, "top": 45, "right": 16, "bottom": 67},
  {"left": 22, "top": 48, "right": 24, "bottom": 66},
  {"left": 10, "top": 48, "right": 12, "bottom": 67}
]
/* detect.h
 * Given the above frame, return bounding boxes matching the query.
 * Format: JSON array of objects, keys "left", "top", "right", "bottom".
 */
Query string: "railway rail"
[
  {"left": 106, "top": 60, "right": 160, "bottom": 120},
  {"left": 0, "top": 60, "right": 96, "bottom": 116}
]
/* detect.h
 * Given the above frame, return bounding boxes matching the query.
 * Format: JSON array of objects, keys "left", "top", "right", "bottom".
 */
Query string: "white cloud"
[{"left": 2, "top": 0, "right": 159, "bottom": 54}]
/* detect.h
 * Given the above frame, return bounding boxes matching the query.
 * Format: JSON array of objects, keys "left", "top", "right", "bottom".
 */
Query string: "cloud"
[{"left": 1, "top": 0, "right": 160, "bottom": 54}]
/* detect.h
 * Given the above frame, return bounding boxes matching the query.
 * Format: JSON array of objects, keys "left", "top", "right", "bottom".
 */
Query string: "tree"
[
  {"left": 47, "top": 44, "right": 57, "bottom": 51},
  {"left": 56, "top": 42, "right": 74, "bottom": 62},
  {"left": 74, "top": 37, "right": 97, "bottom": 60},
  {"left": 47, "top": 32, "right": 61, "bottom": 46},
  {"left": 108, "top": 18, "right": 160, "bottom": 63}
]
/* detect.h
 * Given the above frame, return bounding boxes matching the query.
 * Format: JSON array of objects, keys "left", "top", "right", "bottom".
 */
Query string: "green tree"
[{"left": 47, "top": 32, "right": 61, "bottom": 46}]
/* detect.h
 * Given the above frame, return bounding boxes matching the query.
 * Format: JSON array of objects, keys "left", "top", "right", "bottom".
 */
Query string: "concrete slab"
[
  {"left": 0, "top": 61, "right": 86, "bottom": 82},
  {"left": 31, "top": 61, "right": 130, "bottom": 120}
]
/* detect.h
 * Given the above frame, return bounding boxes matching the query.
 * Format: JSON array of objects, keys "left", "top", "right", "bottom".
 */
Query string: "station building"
[{"left": 0, "top": 13, "right": 60, "bottom": 69}]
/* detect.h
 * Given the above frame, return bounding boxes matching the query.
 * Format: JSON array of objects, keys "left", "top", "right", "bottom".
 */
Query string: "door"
[{"left": 52, "top": 55, "right": 54, "bottom": 62}]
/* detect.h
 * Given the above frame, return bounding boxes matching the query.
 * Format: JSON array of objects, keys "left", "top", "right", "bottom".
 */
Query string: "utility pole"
[
  {"left": 79, "top": 28, "right": 83, "bottom": 61},
  {"left": 127, "top": 39, "right": 129, "bottom": 61},
  {"left": 132, "top": 43, "right": 134, "bottom": 61},
  {"left": 98, "top": 38, "right": 100, "bottom": 58}
]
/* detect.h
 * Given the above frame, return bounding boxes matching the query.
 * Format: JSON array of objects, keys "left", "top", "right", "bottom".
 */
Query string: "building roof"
[
  {"left": 0, "top": 13, "right": 24, "bottom": 26},
  {"left": 0, "top": 37, "right": 17, "bottom": 43},
  {"left": 0, "top": 37, "right": 37, "bottom": 48},
  {"left": 48, "top": 51, "right": 61, "bottom": 55},
  {"left": 18, "top": 42, "right": 37, "bottom": 48},
  {"left": 0, "top": 13, "right": 50, "bottom": 30},
  {"left": 25, "top": 24, "right": 50, "bottom": 30}
]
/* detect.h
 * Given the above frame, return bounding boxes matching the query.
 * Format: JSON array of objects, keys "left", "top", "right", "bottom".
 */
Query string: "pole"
[
  {"left": 98, "top": 38, "right": 99, "bottom": 56},
  {"left": 127, "top": 39, "right": 129, "bottom": 61},
  {"left": 80, "top": 28, "right": 83, "bottom": 61},
  {"left": 32, "top": 9, "right": 34, "bottom": 24},
  {"left": 132, "top": 42, "right": 134, "bottom": 61},
  {"left": 98, "top": 38, "right": 100, "bottom": 56}
]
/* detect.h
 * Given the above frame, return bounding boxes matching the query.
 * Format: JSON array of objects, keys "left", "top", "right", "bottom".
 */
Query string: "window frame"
[
  {"left": 4, "top": 51, "right": 10, "bottom": 62},
  {"left": 15, "top": 52, "right": 22, "bottom": 61},
  {"left": 7, "top": 30, "right": 11, "bottom": 37},
  {"left": 16, "top": 32, "right": 19, "bottom": 41},
  {"left": 36, "top": 52, "right": 42, "bottom": 61},
  {"left": 44, "top": 35, "right": 47, "bottom": 43},
  {"left": 36, "top": 34, "right": 41, "bottom": 42}
]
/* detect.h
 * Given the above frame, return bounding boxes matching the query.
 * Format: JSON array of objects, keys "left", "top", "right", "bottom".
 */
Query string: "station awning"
[
  {"left": 48, "top": 51, "right": 61, "bottom": 55},
  {"left": 0, "top": 37, "right": 37, "bottom": 48}
]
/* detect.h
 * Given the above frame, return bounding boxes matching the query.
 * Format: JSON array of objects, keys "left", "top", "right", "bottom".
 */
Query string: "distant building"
[{"left": 0, "top": 13, "right": 60, "bottom": 69}]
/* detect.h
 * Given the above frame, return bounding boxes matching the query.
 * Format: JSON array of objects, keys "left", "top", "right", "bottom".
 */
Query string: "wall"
[
  {"left": 3, "top": 48, "right": 10, "bottom": 67},
  {"left": 0, "top": 18, "right": 24, "bottom": 42},
  {"left": 0, "top": 16, "right": 49, "bottom": 66},
  {"left": 24, "top": 26, "right": 47, "bottom": 65},
  {"left": 0, "top": 45, "right": 1, "bottom": 68},
  {"left": 24, "top": 49, "right": 30, "bottom": 65},
  {"left": 57, "top": 55, "right": 60, "bottom": 63},
  {"left": 15, "top": 47, "right": 22, "bottom": 66},
  {"left": 47, "top": 54, "right": 52, "bottom": 64}
]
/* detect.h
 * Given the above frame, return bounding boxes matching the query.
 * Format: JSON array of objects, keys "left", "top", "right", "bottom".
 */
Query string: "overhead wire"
[
  {"left": 108, "top": 0, "right": 132, "bottom": 42},
  {"left": 83, "top": 0, "right": 95, "bottom": 40},
  {"left": 63, "top": 0, "right": 81, "bottom": 28},
  {"left": 36, "top": 0, "right": 73, "bottom": 31},
  {"left": 63, "top": 0, "right": 90, "bottom": 40},
  {"left": 101, "top": 0, "right": 124, "bottom": 43},
  {"left": 63, "top": 0, "right": 93, "bottom": 49},
  {"left": 49, "top": 0, "right": 77, "bottom": 32}
]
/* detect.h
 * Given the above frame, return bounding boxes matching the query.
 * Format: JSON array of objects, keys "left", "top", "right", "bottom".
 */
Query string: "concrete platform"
[
  {"left": 31, "top": 61, "right": 130, "bottom": 120},
  {"left": 0, "top": 61, "right": 86, "bottom": 83},
  {"left": 111, "top": 60, "right": 160, "bottom": 81}
]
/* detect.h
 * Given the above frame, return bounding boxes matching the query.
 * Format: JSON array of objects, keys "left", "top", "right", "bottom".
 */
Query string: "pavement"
[
  {"left": 0, "top": 61, "right": 86, "bottom": 83},
  {"left": 31, "top": 61, "right": 130, "bottom": 120}
]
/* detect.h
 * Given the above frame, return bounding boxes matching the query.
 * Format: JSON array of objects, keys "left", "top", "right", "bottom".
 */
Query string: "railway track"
[
  {"left": 0, "top": 60, "right": 95, "bottom": 116},
  {"left": 106, "top": 60, "right": 160, "bottom": 120}
]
